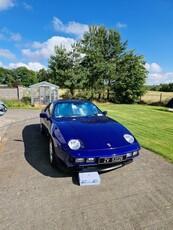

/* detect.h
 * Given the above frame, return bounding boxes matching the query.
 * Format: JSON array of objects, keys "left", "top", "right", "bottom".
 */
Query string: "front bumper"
[
  {"left": 55, "top": 155, "right": 133, "bottom": 173},
  {"left": 54, "top": 143, "right": 139, "bottom": 173}
]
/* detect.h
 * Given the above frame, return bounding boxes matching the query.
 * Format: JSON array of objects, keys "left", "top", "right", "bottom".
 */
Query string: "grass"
[
  {"left": 97, "top": 103, "right": 173, "bottom": 163},
  {"left": 2, "top": 99, "right": 42, "bottom": 109},
  {"left": 2, "top": 99, "right": 30, "bottom": 108}
]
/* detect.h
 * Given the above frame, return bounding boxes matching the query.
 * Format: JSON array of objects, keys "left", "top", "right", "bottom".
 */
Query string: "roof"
[
  {"left": 51, "top": 99, "right": 90, "bottom": 105},
  {"left": 30, "top": 81, "right": 58, "bottom": 88}
]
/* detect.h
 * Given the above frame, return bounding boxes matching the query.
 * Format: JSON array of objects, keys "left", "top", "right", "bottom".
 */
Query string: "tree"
[
  {"left": 78, "top": 25, "right": 128, "bottom": 100},
  {"left": 112, "top": 51, "right": 147, "bottom": 103},
  {"left": 48, "top": 45, "right": 83, "bottom": 96},
  {"left": 148, "top": 83, "right": 173, "bottom": 92},
  {"left": 159, "top": 83, "right": 173, "bottom": 92},
  {"left": 37, "top": 68, "right": 50, "bottom": 82},
  {"left": 12, "top": 67, "right": 38, "bottom": 87},
  {"left": 48, "top": 25, "right": 147, "bottom": 103},
  {"left": 0, "top": 67, "right": 14, "bottom": 87}
]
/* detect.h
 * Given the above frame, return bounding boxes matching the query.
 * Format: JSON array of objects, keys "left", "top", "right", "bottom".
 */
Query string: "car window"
[{"left": 54, "top": 102, "right": 103, "bottom": 118}]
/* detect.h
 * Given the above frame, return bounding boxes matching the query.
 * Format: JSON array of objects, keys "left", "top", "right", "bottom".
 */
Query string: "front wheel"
[{"left": 49, "top": 138, "right": 56, "bottom": 167}]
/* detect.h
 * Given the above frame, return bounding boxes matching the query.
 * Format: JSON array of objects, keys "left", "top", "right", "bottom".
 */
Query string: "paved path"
[
  {"left": 0, "top": 109, "right": 40, "bottom": 145},
  {"left": 0, "top": 110, "right": 173, "bottom": 230}
]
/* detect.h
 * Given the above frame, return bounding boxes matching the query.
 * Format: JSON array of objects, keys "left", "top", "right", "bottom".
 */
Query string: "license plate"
[{"left": 99, "top": 155, "right": 126, "bottom": 164}]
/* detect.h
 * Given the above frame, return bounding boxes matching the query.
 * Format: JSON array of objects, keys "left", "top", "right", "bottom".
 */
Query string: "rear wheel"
[{"left": 49, "top": 138, "right": 56, "bottom": 167}]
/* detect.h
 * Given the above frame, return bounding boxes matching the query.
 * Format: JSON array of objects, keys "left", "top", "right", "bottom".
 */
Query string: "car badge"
[{"left": 107, "top": 143, "right": 111, "bottom": 147}]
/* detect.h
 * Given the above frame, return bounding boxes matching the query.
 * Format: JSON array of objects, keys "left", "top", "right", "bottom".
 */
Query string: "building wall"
[{"left": 0, "top": 86, "right": 24, "bottom": 100}]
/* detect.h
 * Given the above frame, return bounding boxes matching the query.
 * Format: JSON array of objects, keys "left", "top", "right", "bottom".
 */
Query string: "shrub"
[{"left": 21, "top": 97, "right": 31, "bottom": 105}]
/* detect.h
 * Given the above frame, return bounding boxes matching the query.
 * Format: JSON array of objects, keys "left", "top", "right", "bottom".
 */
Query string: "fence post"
[{"left": 160, "top": 93, "right": 162, "bottom": 102}]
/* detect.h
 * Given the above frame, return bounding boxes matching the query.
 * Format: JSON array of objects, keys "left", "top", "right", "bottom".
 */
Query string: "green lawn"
[{"left": 97, "top": 103, "right": 173, "bottom": 163}]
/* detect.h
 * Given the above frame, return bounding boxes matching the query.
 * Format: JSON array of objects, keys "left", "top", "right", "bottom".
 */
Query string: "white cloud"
[
  {"left": 116, "top": 22, "right": 127, "bottom": 28},
  {"left": 0, "top": 48, "right": 16, "bottom": 59},
  {"left": 22, "top": 36, "right": 75, "bottom": 61},
  {"left": 10, "top": 33, "right": 22, "bottom": 41},
  {"left": 22, "top": 2, "right": 32, "bottom": 10},
  {"left": 0, "top": 0, "right": 14, "bottom": 11},
  {"left": 146, "top": 72, "right": 173, "bottom": 85},
  {"left": 0, "top": 27, "right": 22, "bottom": 42},
  {"left": 145, "top": 62, "right": 173, "bottom": 85},
  {"left": 0, "top": 61, "right": 3, "bottom": 67},
  {"left": 31, "top": 41, "right": 44, "bottom": 49},
  {"left": 8, "top": 62, "right": 47, "bottom": 71},
  {"left": 53, "top": 17, "right": 89, "bottom": 36},
  {"left": 145, "top": 62, "right": 162, "bottom": 73}
]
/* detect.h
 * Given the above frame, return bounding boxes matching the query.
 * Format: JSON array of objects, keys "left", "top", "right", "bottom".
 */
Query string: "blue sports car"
[{"left": 40, "top": 100, "right": 140, "bottom": 172}]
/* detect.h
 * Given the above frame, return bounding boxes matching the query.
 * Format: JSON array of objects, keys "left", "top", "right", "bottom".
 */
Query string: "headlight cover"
[
  {"left": 124, "top": 134, "right": 134, "bottom": 144},
  {"left": 68, "top": 139, "right": 81, "bottom": 150}
]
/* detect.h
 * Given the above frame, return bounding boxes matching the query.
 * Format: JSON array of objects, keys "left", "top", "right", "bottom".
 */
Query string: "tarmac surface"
[
  {"left": 0, "top": 109, "right": 40, "bottom": 145},
  {"left": 0, "top": 109, "right": 173, "bottom": 230}
]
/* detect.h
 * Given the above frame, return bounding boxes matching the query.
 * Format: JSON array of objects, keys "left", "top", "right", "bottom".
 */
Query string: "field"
[
  {"left": 140, "top": 91, "right": 173, "bottom": 104},
  {"left": 98, "top": 103, "right": 173, "bottom": 163},
  {"left": 58, "top": 89, "right": 173, "bottom": 105}
]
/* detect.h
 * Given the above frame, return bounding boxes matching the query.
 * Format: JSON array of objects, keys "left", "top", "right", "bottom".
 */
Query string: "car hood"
[{"left": 53, "top": 116, "right": 140, "bottom": 151}]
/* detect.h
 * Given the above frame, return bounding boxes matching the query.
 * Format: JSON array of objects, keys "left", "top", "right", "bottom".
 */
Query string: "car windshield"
[{"left": 53, "top": 102, "right": 103, "bottom": 118}]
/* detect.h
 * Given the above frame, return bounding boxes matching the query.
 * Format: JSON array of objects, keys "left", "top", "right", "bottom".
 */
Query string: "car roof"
[{"left": 52, "top": 99, "right": 90, "bottom": 105}]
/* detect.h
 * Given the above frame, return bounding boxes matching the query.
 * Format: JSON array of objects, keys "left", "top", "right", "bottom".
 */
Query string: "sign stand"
[{"left": 78, "top": 172, "right": 101, "bottom": 186}]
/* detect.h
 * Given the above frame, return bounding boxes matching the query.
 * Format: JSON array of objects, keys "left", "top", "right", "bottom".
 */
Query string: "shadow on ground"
[{"left": 22, "top": 124, "right": 78, "bottom": 183}]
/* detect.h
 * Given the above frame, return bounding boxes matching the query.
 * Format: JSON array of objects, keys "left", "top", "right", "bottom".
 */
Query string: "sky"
[{"left": 0, "top": 0, "right": 173, "bottom": 85}]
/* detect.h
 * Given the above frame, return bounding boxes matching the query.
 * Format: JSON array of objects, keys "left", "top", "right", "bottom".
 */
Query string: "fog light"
[
  {"left": 133, "top": 151, "right": 138, "bottom": 156},
  {"left": 86, "top": 158, "right": 95, "bottom": 163},
  {"left": 75, "top": 158, "right": 85, "bottom": 163},
  {"left": 126, "top": 152, "right": 133, "bottom": 157}
]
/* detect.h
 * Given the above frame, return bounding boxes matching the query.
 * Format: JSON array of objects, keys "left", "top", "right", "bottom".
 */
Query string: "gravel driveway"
[{"left": 0, "top": 109, "right": 173, "bottom": 230}]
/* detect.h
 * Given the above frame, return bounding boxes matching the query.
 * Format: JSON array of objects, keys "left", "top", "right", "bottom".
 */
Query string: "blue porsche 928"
[{"left": 40, "top": 100, "right": 140, "bottom": 172}]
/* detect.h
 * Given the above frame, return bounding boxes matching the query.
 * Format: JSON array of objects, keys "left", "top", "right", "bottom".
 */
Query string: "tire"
[{"left": 49, "top": 138, "right": 56, "bottom": 167}]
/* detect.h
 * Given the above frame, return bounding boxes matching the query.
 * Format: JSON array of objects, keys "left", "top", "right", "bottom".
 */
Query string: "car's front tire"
[{"left": 49, "top": 138, "right": 56, "bottom": 167}]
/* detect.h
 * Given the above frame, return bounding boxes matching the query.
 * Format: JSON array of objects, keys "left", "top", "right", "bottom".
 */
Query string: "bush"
[
  {"left": 61, "top": 90, "right": 94, "bottom": 101},
  {"left": 21, "top": 97, "right": 31, "bottom": 105},
  {"left": 61, "top": 91, "right": 73, "bottom": 100},
  {"left": 75, "top": 90, "right": 93, "bottom": 100}
]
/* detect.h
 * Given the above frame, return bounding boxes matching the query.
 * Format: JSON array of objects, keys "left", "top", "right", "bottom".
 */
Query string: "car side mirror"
[
  {"left": 102, "top": 111, "right": 107, "bottom": 116},
  {"left": 40, "top": 112, "right": 50, "bottom": 120}
]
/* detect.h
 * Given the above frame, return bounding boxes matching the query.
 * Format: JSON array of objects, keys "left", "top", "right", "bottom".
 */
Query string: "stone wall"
[{"left": 0, "top": 86, "right": 24, "bottom": 100}]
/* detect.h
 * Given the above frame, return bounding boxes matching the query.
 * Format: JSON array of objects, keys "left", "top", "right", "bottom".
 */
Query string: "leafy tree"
[
  {"left": 48, "top": 25, "right": 147, "bottom": 103},
  {"left": 48, "top": 45, "right": 83, "bottom": 96},
  {"left": 149, "top": 83, "right": 173, "bottom": 92},
  {"left": 0, "top": 67, "right": 14, "bottom": 87},
  {"left": 149, "top": 85, "right": 162, "bottom": 91},
  {"left": 112, "top": 51, "right": 147, "bottom": 103},
  {"left": 159, "top": 83, "right": 173, "bottom": 92},
  {"left": 37, "top": 68, "right": 50, "bottom": 82},
  {"left": 78, "top": 25, "right": 128, "bottom": 100},
  {"left": 12, "top": 67, "right": 38, "bottom": 87}
]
